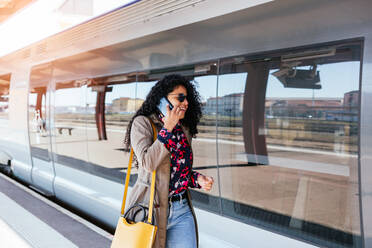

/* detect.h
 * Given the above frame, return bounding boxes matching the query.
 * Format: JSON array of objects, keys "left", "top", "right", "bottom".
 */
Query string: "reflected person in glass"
[{"left": 124, "top": 74, "right": 214, "bottom": 248}]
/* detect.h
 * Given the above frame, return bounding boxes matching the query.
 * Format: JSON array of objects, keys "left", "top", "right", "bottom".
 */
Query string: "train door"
[{"left": 28, "top": 63, "right": 56, "bottom": 196}]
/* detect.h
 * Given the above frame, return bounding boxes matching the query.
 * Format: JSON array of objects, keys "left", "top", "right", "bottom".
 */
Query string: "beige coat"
[{"left": 126, "top": 114, "right": 199, "bottom": 248}]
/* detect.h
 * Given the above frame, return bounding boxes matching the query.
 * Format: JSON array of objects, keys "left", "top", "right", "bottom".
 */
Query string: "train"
[{"left": 1, "top": 0, "right": 372, "bottom": 247}]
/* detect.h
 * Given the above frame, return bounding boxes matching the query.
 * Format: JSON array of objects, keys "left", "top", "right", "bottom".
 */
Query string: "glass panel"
[
  {"left": 86, "top": 74, "right": 137, "bottom": 181},
  {"left": 29, "top": 65, "right": 52, "bottom": 161},
  {"left": 191, "top": 72, "right": 220, "bottom": 213},
  {"left": 0, "top": 74, "right": 10, "bottom": 127},
  {"left": 53, "top": 79, "right": 89, "bottom": 169},
  {"left": 218, "top": 43, "right": 362, "bottom": 247},
  {"left": 136, "top": 74, "right": 157, "bottom": 106}
]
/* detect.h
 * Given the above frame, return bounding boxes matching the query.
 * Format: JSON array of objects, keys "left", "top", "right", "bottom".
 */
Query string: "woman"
[{"left": 124, "top": 74, "right": 214, "bottom": 248}]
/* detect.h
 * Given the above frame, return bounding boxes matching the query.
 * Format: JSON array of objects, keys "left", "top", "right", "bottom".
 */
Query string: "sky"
[{"left": 0, "top": 0, "right": 135, "bottom": 57}]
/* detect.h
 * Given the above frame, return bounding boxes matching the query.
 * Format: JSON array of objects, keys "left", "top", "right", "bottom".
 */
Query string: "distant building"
[
  {"left": 204, "top": 90, "right": 359, "bottom": 121},
  {"left": 344, "top": 90, "right": 358, "bottom": 107},
  {"left": 265, "top": 97, "right": 343, "bottom": 109},
  {"left": 203, "top": 97, "right": 220, "bottom": 115},
  {"left": 221, "top": 93, "right": 244, "bottom": 116},
  {"left": 112, "top": 97, "right": 144, "bottom": 113},
  {"left": 265, "top": 90, "right": 359, "bottom": 121},
  {"left": 204, "top": 93, "right": 244, "bottom": 116},
  {"left": 325, "top": 90, "right": 359, "bottom": 121},
  {"left": 265, "top": 97, "right": 343, "bottom": 119}
]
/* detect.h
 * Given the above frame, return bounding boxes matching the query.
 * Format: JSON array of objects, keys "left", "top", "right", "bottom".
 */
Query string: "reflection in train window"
[
  {"left": 217, "top": 42, "right": 361, "bottom": 247},
  {"left": 53, "top": 80, "right": 89, "bottom": 169},
  {"left": 85, "top": 74, "right": 137, "bottom": 181},
  {"left": 29, "top": 65, "right": 52, "bottom": 161},
  {"left": 191, "top": 72, "right": 220, "bottom": 213},
  {"left": 0, "top": 74, "right": 11, "bottom": 123},
  {"left": 136, "top": 73, "right": 157, "bottom": 104}
]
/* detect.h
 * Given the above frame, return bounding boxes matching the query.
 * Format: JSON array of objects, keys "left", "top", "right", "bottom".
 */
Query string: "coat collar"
[{"left": 149, "top": 113, "right": 163, "bottom": 126}]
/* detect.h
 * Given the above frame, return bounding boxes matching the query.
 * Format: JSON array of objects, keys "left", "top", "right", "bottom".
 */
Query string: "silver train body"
[{"left": 0, "top": 0, "right": 372, "bottom": 247}]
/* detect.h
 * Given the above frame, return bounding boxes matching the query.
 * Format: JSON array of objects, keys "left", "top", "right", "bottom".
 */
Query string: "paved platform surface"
[{"left": 0, "top": 173, "right": 112, "bottom": 248}]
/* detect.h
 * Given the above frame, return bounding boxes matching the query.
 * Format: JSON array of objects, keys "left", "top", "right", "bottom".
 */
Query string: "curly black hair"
[{"left": 123, "top": 74, "right": 202, "bottom": 150}]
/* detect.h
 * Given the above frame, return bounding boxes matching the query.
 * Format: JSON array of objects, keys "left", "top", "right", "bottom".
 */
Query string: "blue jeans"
[{"left": 166, "top": 197, "right": 197, "bottom": 248}]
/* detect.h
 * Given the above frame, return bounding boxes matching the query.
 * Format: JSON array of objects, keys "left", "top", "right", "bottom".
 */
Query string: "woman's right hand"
[{"left": 163, "top": 104, "right": 183, "bottom": 132}]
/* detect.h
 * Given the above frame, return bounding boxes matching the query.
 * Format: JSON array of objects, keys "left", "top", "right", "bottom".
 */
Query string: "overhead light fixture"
[
  {"left": 194, "top": 64, "right": 211, "bottom": 74},
  {"left": 74, "top": 79, "right": 90, "bottom": 87},
  {"left": 104, "top": 75, "right": 129, "bottom": 83},
  {"left": 148, "top": 65, "right": 195, "bottom": 81},
  {"left": 271, "top": 62, "right": 301, "bottom": 77},
  {"left": 281, "top": 48, "right": 336, "bottom": 62}
]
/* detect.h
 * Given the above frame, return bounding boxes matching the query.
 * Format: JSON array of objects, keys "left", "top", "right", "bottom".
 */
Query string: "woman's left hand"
[{"left": 197, "top": 174, "right": 214, "bottom": 191}]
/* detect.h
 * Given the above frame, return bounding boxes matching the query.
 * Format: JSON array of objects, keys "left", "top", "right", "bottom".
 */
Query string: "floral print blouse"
[{"left": 157, "top": 123, "right": 201, "bottom": 196}]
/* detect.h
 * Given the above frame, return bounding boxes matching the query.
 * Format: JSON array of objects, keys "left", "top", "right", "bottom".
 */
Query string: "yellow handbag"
[{"left": 111, "top": 121, "right": 158, "bottom": 248}]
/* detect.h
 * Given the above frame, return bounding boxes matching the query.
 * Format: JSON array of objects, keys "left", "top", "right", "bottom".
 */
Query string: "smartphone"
[{"left": 158, "top": 97, "right": 173, "bottom": 116}]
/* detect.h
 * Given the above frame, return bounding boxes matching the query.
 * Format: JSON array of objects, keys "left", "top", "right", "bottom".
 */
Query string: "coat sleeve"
[{"left": 130, "top": 116, "right": 170, "bottom": 172}]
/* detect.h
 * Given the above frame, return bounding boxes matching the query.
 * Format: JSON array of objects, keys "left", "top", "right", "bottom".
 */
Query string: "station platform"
[{"left": 0, "top": 173, "right": 113, "bottom": 248}]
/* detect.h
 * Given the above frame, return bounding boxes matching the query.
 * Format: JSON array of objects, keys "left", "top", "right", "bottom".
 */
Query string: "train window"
[
  {"left": 29, "top": 65, "right": 52, "bottom": 161},
  {"left": 0, "top": 74, "right": 10, "bottom": 122},
  {"left": 53, "top": 79, "right": 89, "bottom": 169},
  {"left": 217, "top": 42, "right": 362, "bottom": 247},
  {"left": 85, "top": 74, "right": 137, "bottom": 182},
  {"left": 190, "top": 63, "right": 221, "bottom": 213},
  {"left": 136, "top": 73, "right": 157, "bottom": 102}
]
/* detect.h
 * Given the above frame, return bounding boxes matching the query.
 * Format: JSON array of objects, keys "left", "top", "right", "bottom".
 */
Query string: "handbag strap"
[{"left": 120, "top": 119, "right": 157, "bottom": 225}]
